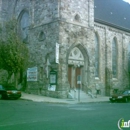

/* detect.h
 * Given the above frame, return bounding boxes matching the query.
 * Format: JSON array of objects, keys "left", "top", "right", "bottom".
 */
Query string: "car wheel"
[
  {"left": 110, "top": 100, "right": 114, "bottom": 103},
  {"left": 125, "top": 98, "right": 128, "bottom": 103},
  {"left": 0, "top": 94, "right": 3, "bottom": 99},
  {"left": 15, "top": 97, "right": 19, "bottom": 100},
  {"left": 110, "top": 99, "right": 115, "bottom": 103}
]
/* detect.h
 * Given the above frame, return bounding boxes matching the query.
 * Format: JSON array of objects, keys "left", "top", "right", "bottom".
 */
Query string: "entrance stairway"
[{"left": 68, "top": 89, "right": 96, "bottom": 100}]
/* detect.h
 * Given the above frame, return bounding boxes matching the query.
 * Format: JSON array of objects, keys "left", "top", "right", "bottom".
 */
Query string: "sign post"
[{"left": 77, "top": 75, "right": 81, "bottom": 102}]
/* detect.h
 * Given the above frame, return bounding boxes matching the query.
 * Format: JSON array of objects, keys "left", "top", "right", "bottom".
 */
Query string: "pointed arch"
[
  {"left": 67, "top": 43, "right": 89, "bottom": 66},
  {"left": 68, "top": 47, "right": 84, "bottom": 66},
  {"left": 128, "top": 43, "right": 130, "bottom": 54},
  {"left": 67, "top": 44, "right": 89, "bottom": 90},
  {"left": 128, "top": 42, "right": 130, "bottom": 72},
  {"left": 112, "top": 37, "right": 118, "bottom": 78},
  {"left": 95, "top": 32, "right": 100, "bottom": 77},
  {"left": 17, "top": 9, "right": 30, "bottom": 42}
]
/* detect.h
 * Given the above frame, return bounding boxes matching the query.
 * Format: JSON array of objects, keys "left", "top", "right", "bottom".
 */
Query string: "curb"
[{"left": 20, "top": 96, "right": 109, "bottom": 104}]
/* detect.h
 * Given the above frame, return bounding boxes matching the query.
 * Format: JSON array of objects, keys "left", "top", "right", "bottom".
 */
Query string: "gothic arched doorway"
[{"left": 68, "top": 46, "right": 88, "bottom": 90}]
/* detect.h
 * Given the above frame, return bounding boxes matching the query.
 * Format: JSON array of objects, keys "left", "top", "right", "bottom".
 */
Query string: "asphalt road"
[{"left": 0, "top": 99, "right": 130, "bottom": 130}]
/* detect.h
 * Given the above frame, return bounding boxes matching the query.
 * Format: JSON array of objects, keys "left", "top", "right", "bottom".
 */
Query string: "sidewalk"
[{"left": 21, "top": 92, "right": 109, "bottom": 104}]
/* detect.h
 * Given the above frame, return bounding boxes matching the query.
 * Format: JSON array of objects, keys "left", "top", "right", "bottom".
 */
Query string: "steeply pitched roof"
[{"left": 94, "top": 0, "right": 130, "bottom": 32}]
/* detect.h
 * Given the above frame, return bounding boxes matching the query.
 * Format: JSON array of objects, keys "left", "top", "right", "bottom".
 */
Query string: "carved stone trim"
[{"left": 68, "top": 47, "right": 84, "bottom": 66}]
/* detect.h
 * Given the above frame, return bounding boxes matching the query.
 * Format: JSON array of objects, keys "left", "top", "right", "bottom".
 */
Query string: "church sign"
[
  {"left": 48, "top": 70, "right": 57, "bottom": 91},
  {"left": 55, "top": 43, "right": 59, "bottom": 64},
  {"left": 27, "top": 67, "right": 38, "bottom": 81}
]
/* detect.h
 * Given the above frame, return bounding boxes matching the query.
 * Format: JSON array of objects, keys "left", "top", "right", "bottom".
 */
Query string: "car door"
[
  {"left": 0, "top": 85, "right": 6, "bottom": 97},
  {"left": 0, "top": 85, "right": 4, "bottom": 98},
  {"left": 128, "top": 90, "right": 130, "bottom": 99},
  {"left": 0, "top": 85, "right": 3, "bottom": 94}
]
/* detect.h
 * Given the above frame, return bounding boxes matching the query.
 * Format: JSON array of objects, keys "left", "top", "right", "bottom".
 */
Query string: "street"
[{"left": 0, "top": 99, "right": 130, "bottom": 130}]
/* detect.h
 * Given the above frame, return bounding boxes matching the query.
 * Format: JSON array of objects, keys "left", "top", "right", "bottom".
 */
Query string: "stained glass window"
[
  {"left": 19, "top": 11, "right": 29, "bottom": 41},
  {"left": 112, "top": 38, "right": 117, "bottom": 78},
  {"left": 128, "top": 43, "right": 130, "bottom": 72}
]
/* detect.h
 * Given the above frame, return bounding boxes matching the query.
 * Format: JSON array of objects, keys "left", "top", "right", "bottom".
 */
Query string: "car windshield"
[
  {"left": 4, "top": 85, "right": 17, "bottom": 90},
  {"left": 0, "top": 85, "right": 3, "bottom": 89},
  {"left": 122, "top": 91, "right": 128, "bottom": 95},
  {"left": 0, "top": 85, "right": 4, "bottom": 90}
]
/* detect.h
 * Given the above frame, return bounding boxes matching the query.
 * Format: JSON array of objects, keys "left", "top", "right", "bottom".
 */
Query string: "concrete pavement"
[{"left": 21, "top": 92, "right": 110, "bottom": 104}]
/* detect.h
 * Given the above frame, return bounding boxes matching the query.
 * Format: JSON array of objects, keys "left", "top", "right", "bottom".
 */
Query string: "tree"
[{"left": 0, "top": 18, "right": 29, "bottom": 87}]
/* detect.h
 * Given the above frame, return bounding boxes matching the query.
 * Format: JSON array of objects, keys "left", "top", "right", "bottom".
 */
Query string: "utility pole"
[{"left": 77, "top": 64, "right": 81, "bottom": 102}]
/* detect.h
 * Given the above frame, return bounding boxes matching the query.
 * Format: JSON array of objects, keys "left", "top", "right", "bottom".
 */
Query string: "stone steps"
[{"left": 68, "top": 89, "right": 91, "bottom": 99}]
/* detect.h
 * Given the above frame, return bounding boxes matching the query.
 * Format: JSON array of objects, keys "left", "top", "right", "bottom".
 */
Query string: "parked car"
[
  {"left": 109, "top": 90, "right": 130, "bottom": 102},
  {"left": 0, "top": 84, "right": 21, "bottom": 99}
]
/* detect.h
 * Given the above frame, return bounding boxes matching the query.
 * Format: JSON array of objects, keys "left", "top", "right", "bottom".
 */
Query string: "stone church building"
[{"left": 0, "top": 0, "right": 130, "bottom": 98}]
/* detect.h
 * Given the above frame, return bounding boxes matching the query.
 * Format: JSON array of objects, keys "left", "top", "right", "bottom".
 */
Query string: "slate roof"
[{"left": 94, "top": 0, "right": 130, "bottom": 32}]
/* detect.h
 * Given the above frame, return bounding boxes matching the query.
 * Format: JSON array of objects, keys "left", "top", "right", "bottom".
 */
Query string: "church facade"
[{"left": 0, "top": 0, "right": 130, "bottom": 98}]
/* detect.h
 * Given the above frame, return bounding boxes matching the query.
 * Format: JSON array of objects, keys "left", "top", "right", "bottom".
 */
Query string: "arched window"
[
  {"left": 128, "top": 43, "right": 130, "bottom": 72},
  {"left": 112, "top": 38, "right": 118, "bottom": 78},
  {"left": 95, "top": 33, "right": 99, "bottom": 77},
  {"left": 18, "top": 11, "right": 29, "bottom": 42}
]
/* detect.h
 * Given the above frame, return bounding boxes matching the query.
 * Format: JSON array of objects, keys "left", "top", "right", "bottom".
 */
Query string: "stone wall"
[
  {"left": 1, "top": 0, "right": 59, "bottom": 25},
  {"left": 94, "top": 22, "right": 130, "bottom": 95},
  {"left": 59, "top": 0, "right": 94, "bottom": 27},
  {"left": 26, "top": 21, "right": 59, "bottom": 94}
]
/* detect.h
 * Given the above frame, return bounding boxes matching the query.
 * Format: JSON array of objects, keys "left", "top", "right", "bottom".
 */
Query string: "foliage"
[{"left": 0, "top": 18, "right": 29, "bottom": 85}]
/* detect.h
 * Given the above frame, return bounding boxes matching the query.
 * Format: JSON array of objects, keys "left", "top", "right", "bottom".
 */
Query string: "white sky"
[{"left": 123, "top": 0, "right": 130, "bottom": 4}]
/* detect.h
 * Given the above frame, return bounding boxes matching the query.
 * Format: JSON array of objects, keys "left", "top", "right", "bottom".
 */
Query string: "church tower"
[{"left": 56, "top": 0, "right": 95, "bottom": 98}]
